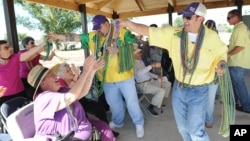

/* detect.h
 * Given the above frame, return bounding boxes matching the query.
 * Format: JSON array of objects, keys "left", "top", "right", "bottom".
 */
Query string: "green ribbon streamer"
[{"left": 44, "top": 40, "right": 51, "bottom": 61}]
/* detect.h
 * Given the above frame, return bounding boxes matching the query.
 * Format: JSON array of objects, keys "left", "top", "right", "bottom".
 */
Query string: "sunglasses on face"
[
  {"left": 227, "top": 15, "right": 235, "bottom": 21},
  {"left": 183, "top": 15, "right": 192, "bottom": 20},
  {"left": 29, "top": 41, "right": 35, "bottom": 45},
  {"left": 183, "top": 15, "right": 200, "bottom": 21}
]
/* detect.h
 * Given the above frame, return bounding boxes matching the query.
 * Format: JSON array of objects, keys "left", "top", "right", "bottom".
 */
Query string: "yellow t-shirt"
[
  {"left": 148, "top": 26, "right": 228, "bottom": 85},
  {"left": 228, "top": 21, "right": 250, "bottom": 68},
  {"left": 80, "top": 29, "right": 134, "bottom": 83}
]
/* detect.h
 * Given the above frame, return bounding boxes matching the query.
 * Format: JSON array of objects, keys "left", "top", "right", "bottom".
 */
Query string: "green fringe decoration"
[
  {"left": 44, "top": 40, "right": 51, "bottom": 61},
  {"left": 218, "top": 64, "right": 235, "bottom": 137},
  {"left": 118, "top": 41, "right": 134, "bottom": 73},
  {"left": 80, "top": 33, "right": 90, "bottom": 50}
]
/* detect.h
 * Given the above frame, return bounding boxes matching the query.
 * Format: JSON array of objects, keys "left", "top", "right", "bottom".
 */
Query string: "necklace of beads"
[
  {"left": 180, "top": 25, "right": 205, "bottom": 84},
  {"left": 218, "top": 64, "right": 235, "bottom": 137}
]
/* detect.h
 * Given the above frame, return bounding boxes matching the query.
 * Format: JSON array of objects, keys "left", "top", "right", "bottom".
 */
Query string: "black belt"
[{"left": 177, "top": 81, "right": 209, "bottom": 88}]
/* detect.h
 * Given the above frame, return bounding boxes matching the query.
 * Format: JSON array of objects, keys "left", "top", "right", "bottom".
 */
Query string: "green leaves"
[{"left": 15, "top": 0, "right": 83, "bottom": 34}]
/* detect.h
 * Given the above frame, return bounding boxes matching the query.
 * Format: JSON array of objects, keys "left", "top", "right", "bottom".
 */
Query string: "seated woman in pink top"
[
  {"left": 27, "top": 56, "right": 115, "bottom": 141},
  {"left": 0, "top": 40, "right": 45, "bottom": 106},
  {"left": 19, "top": 36, "right": 55, "bottom": 100}
]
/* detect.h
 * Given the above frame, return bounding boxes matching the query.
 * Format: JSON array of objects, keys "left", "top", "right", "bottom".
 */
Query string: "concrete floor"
[{"left": 112, "top": 75, "right": 250, "bottom": 141}]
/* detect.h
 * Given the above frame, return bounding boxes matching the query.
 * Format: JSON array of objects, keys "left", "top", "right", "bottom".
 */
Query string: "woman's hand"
[
  {"left": 47, "top": 33, "right": 64, "bottom": 41},
  {"left": 83, "top": 56, "right": 105, "bottom": 72}
]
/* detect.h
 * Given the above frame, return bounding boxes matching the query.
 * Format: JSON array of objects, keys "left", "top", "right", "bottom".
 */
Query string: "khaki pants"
[{"left": 136, "top": 79, "right": 171, "bottom": 108}]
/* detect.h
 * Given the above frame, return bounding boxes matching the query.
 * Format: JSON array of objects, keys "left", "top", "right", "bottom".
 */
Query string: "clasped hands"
[{"left": 151, "top": 62, "right": 161, "bottom": 68}]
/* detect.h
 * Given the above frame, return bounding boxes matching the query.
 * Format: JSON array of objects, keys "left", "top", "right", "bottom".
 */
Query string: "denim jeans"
[
  {"left": 172, "top": 81, "right": 210, "bottom": 141},
  {"left": 104, "top": 77, "right": 144, "bottom": 126},
  {"left": 206, "top": 84, "right": 219, "bottom": 124},
  {"left": 229, "top": 67, "right": 250, "bottom": 111}
]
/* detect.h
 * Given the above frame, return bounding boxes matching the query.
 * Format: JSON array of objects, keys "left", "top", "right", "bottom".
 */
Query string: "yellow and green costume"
[{"left": 80, "top": 22, "right": 136, "bottom": 95}]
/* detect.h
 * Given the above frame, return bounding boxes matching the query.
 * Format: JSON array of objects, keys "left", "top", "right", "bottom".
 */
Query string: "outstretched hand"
[
  {"left": 47, "top": 33, "right": 64, "bottom": 41},
  {"left": 83, "top": 56, "right": 105, "bottom": 72}
]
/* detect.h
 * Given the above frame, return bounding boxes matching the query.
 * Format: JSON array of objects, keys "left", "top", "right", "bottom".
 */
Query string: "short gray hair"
[{"left": 57, "top": 63, "right": 70, "bottom": 77}]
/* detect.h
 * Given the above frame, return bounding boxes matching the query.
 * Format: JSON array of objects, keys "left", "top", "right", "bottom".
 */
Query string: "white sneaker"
[
  {"left": 109, "top": 121, "right": 123, "bottom": 129},
  {"left": 135, "top": 125, "right": 144, "bottom": 138}
]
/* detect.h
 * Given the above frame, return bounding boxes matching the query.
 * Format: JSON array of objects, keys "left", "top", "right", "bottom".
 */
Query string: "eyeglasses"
[
  {"left": 227, "top": 16, "right": 235, "bottom": 20},
  {"left": 183, "top": 15, "right": 192, "bottom": 20},
  {"left": 29, "top": 41, "right": 34, "bottom": 45},
  {"left": 183, "top": 15, "right": 200, "bottom": 20}
]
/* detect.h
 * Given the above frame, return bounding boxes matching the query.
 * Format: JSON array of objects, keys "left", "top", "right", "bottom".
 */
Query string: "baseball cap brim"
[{"left": 177, "top": 10, "right": 194, "bottom": 17}]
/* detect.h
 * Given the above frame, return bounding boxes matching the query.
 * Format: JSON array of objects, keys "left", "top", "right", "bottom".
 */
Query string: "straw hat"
[{"left": 27, "top": 64, "right": 61, "bottom": 100}]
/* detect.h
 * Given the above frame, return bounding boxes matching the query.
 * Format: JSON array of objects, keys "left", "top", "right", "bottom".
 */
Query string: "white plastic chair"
[{"left": 6, "top": 102, "right": 48, "bottom": 141}]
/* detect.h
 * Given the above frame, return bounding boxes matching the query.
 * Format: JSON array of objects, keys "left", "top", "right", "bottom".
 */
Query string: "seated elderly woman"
[
  {"left": 27, "top": 56, "right": 115, "bottom": 141},
  {"left": 56, "top": 62, "right": 120, "bottom": 137}
]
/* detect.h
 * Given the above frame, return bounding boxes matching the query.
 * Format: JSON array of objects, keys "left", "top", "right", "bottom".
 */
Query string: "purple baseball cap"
[
  {"left": 178, "top": 2, "right": 207, "bottom": 17},
  {"left": 92, "top": 15, "right": 107, "bottom": 30}
]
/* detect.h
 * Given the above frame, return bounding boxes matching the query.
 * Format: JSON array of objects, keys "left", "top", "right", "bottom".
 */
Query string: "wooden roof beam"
[
  {"left": 27, "top": 0, "right": 79, "bottom": 11},
  {"left": 76, "top": 0, "right": 98, "bottom": 4},
  {"left": 119, "top": 8, "right": 167, "bottom": 19},
  {"left": 112, "top": 0, "right": 122, "bottom": 11},
  {"left": 97, "top": 0, "right": 112, "bottom": 10},
  {"left": 135, "top": 0, "right": 145, "bottom": 11},
  {"left": 168, "top": 0, "right": 175, "bottom": 6}
]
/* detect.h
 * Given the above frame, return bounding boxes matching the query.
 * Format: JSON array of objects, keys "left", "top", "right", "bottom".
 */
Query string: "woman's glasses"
[{"left": 29, "top": 41, "right": 35, "bottom": 45}]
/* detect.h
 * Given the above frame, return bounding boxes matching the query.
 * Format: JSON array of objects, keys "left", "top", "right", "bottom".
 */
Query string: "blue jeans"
[
  {"left": 206, "top": 84, "right": 219, "bottom": 124},
  {"left": 229, "top": 67, "right": 250, "bottom": 111},
  {"left": 104, "top": 77, "right": 144, "bottom": 126},
  {"left": 172, "top": 81, "right": 210, "bottom": 141}
]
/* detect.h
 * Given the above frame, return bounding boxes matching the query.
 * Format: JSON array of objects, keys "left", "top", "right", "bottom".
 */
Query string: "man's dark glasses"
[{"left": 183, "top": 15, "right": 192, "bottom": 20}]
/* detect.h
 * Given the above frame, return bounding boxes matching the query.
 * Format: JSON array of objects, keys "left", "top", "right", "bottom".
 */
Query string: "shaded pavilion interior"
[{"left": 2, "top": 0, "right": 250, "bottom": 52}]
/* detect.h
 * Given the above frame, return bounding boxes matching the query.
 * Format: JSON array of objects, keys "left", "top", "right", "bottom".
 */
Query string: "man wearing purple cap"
[
  {"left": 118, "top": 2, "right": 228, "bottom": 141},
  {"left": 48, "top": 14, "right": 144, "bottom": 139}
]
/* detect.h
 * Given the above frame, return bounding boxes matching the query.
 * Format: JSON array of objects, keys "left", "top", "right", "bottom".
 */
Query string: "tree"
[
  {"left": 173, "top": 17, "right": 183, "bottom": 27},
  {"left": 14, "top": 0, "right": 94, "bottom": 50},
  {"left": 14, "top": 0, "right": 88, "bottom": 34}
]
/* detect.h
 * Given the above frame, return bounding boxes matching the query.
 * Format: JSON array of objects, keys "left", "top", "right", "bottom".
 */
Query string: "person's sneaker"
[
  {"left": 109, "top": 121, "right": 123, "bottom": 129},
  {"left": 135, "top": 125, "right": 144, "bottom": 138},
  {"left": 146, "top": 107, "right": 159, "bottom": 117}
]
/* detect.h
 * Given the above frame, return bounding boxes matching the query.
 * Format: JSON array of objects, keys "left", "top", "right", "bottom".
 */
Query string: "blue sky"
[{"left": 0, "top": 1, "right": 249, "bottom": 40}]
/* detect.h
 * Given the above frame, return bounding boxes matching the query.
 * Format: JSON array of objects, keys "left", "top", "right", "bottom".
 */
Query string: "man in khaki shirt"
[{"left": 227, "top": 9, "right": 250, "bottom": 113}]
